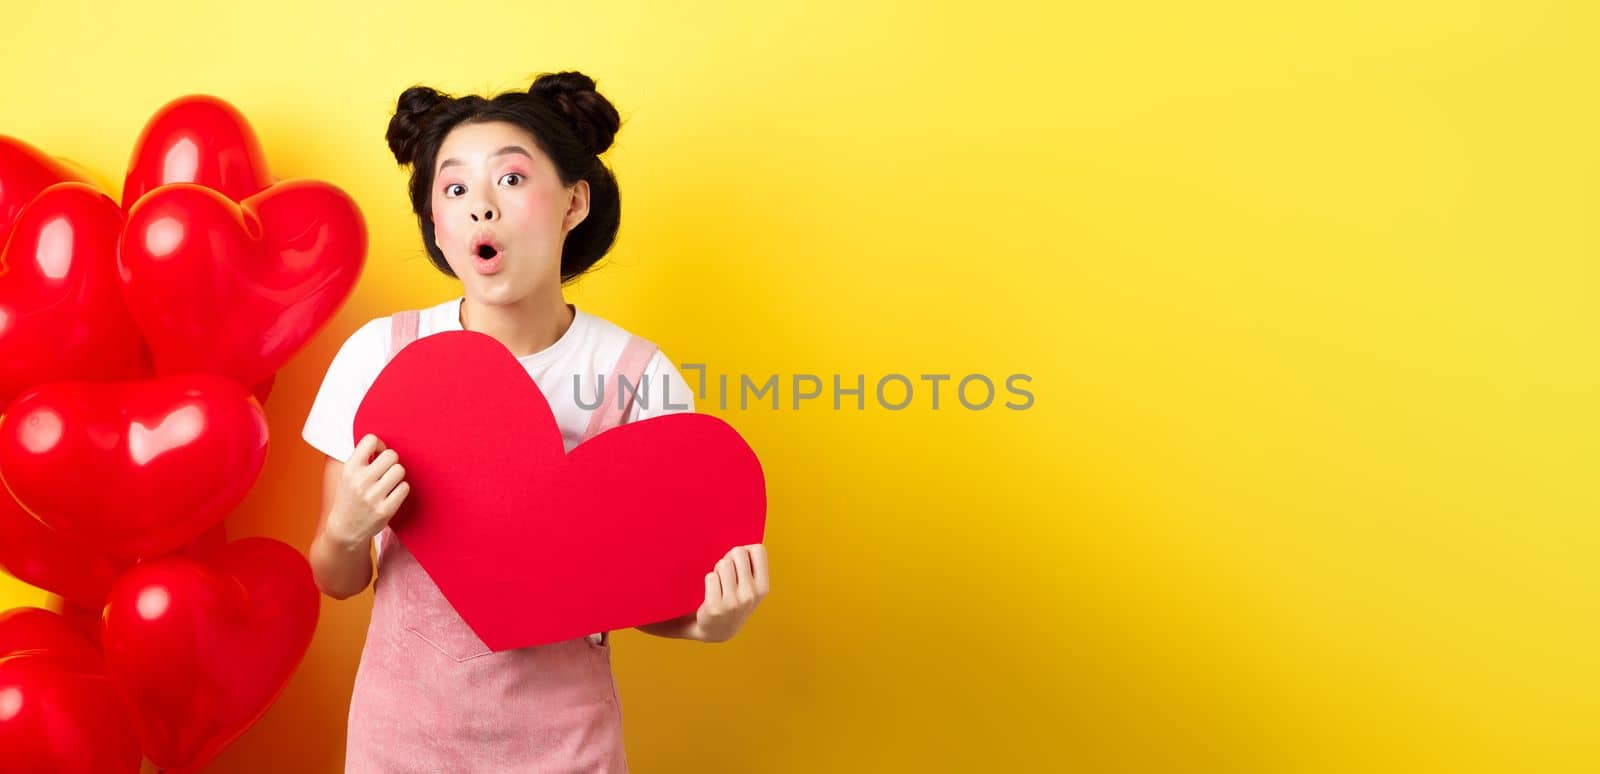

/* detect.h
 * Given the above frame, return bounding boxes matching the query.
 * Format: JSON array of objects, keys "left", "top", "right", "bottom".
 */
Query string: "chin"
[{"left": 475, "top": 279, "right": 534, "bottom": 305}]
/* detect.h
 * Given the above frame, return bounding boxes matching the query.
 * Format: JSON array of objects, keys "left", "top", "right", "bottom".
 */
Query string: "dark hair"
[{"left": 385, "top": 71, "right": 623, "bottom": 282}]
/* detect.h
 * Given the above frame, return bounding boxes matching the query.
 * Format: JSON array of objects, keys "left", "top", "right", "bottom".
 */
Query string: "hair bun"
[
  {"left": 528, "top": 71, "right": 620, "bottom": 156},
  {"left": 387, "top": 86, "right": 452, "bottom": 165}
]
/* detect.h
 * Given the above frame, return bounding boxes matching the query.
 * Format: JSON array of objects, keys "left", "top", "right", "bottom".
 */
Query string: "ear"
[
  {"left": 562, "top": 179, "right": 591, "bottom": 234},
  {"left": 427, "top": 215, "right": 443, "bottom": 255}
]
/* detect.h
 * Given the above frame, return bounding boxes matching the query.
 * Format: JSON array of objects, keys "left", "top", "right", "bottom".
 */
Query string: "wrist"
[
  {"left": 692, "top": 616, "right": 732, "bottom": 643},
  {"left": 321, "top": 512, "right": 370, "bottom": 551}
]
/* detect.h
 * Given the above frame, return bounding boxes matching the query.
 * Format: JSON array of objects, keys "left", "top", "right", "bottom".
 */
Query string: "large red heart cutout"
[
  {"left": 0, "top": 182, "right": 152, "bottom": 407},
  {"left": 101, "top": 537, "right": 318, "bottom": 773},
  {"left": 0, "top": 135, "right": 98, "bottom": 248},
  {"left": 0, "top": 607, "right": 143, "bottom": 774},
  {"left": 117, "top": 179, "right": 366, "bottom": 388},
  {"left": 0, "top": 373, "right": 268, "bottom": 561},
  {"left": 121, "top": 94, "right": 274, "bottom": 211},
  {"left": 353, "top": 330, "right": 766, "bottom": 650}
]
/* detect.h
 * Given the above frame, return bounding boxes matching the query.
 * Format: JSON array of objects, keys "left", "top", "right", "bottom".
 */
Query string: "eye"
[
  {"left": 444, "top": 183, "right": 465, "bottom": 197},
  {"left": 500, "top": 173, "right": 524, "bottom": 186}
]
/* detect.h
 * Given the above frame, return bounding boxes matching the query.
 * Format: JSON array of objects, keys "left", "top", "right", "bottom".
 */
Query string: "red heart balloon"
[
  {"left": 101, "top": 537, "right": 318, "bottom": 773},
  {"left": 0, "top": 606, "right": 103, "bottom": 664},
  {"left": 117, "top": 180, "right": 367, "bottom": 387},
  {"left": 121, "top": 94, "right": 273, "bottom": 210},
  {"left": 0, "top": 182, "right": 152, "bottom": 407},
  {"left": 353, "top": 330, "right": 766, "bottom": 650},
  {"left": 0, "top": 608, "right": 142, "bottom": 774},
  {"left": 0, "top": 373, "right": 268, "bottom": 561},
  {"left": 250, "top": 373, "right": 276, "bottom": 406},
  {"left": 43, "top": 595, "right": 109, "bottom": 649},
  {"left": 0, "top": 480, "right": 127, "bottom": 609},
  {"left": 183, "top": 519, "right": 228, "bottom": 559},
  {"left": 0, "top": 136, "right": 98, "bottom": 248}
]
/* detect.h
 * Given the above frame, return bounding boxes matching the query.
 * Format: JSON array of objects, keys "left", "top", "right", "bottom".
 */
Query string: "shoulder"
[
  {"left": 317, "top": 304, "right": 436, "bottom": 390},
  {"left": 345, "top": 297, "right": 456, "bottom": 353},
  {"left": 300, "top": 315, "right": 393, "bottom": 462},
  {"left": 560, "top": 308, "right": 656, "bottom": 375},
  {"left": 346, "top": 315, "right": 391, "bottom": 349},
  {"left": 323, "top": 316, "right": 391, "bottom": 371},
  {"left": 415, "top": 296, "right": 464, "bottom": 337},
  {"left": 575, "top": 308, "right": 649, "bottom": 349},
  {"left": 574, "top": 311, "right": 696, "bottom": 418},
  {"left": 311, "top": 315, "right": 397, "bottom": 399}
]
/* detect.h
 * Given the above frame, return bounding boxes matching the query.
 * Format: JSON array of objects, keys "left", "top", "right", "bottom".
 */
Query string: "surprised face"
[{"left": 428, "top": 120, "right": 589, "bottom": 304}]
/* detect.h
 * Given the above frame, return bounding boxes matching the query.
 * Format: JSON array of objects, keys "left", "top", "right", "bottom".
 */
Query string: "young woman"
[{"left": 300, "top": 71, "right": 770, "bottom": 772}]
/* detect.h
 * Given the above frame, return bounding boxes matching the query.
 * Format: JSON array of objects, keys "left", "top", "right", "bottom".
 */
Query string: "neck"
[{"left": 458, "top": 286, "right": 574, "bottom": 358}]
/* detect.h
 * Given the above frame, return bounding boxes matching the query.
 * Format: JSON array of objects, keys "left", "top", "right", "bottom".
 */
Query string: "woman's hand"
[
  {"left": 328, "top": 433, "right": 411, "bottom": 545},
  {"left": 692, "top": 544, "right": 770, "bottom": 642}
]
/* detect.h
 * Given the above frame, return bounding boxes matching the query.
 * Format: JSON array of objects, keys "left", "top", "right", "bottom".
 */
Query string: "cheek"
[
  {"left": 431, "top": 204, "right": 463, "bottom": 246},
  {"left": 503, "top": 185, "right": 560, "bottom": 221}
]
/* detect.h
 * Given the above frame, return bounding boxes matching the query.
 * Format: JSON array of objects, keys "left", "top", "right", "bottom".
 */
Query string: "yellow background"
[{"left": 1, "top": 1, "right": 1596, "bottom": 771}]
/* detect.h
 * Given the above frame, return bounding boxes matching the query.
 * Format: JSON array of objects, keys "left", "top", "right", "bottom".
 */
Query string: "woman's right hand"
[{"left": 329, "top": 433, "right": 411, "bottom": 544}]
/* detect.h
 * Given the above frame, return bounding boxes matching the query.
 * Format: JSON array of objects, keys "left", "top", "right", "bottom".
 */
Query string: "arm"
[
  {"left": 308, "top": 456, "right": 374, "bottom": 600},
  {"left": 634, "top": 612, "right": 703, "bottom": 640},
  {"left": 307, "top": 435, "right": 412, "bottom": 600}
]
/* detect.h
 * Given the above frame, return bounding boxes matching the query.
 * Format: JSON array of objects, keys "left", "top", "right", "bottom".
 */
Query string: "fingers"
[
  {"left": 379, "top": 481, "right": 411, "bottom": 514},
  {"left": 357, "top": 449, "right": 400, "bottom": 489},
  {"left": 748, "top": 544, "right": 769, "bottom": 597},
  {"left": 704, "top": 567, "right": 723, "bottom": 609},
  {"left": 730, "top": 547, "right": 755, "bottom": 604},
  {"left": 349, "top": 434, "right": 386, "bottom": 470},
  {"left": 714, "top": 555, "right": 739, "bottom": 609},
  {"left": 370, "top": 462, "right": 406, "bottom": 502}
]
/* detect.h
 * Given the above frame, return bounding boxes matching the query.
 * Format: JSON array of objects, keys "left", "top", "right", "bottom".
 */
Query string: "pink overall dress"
[{"left": 344, "top": 309, "right": 660, "bottom": 773}]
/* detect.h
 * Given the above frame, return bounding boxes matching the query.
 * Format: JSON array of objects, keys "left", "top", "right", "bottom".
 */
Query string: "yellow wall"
[{"left": 1, "top": 1, "right": 1596, "bottom": 771}]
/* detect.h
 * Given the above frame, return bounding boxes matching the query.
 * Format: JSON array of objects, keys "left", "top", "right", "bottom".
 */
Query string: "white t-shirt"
[{"left": 300, "top": 295, "right": 697, "bottom": 565}]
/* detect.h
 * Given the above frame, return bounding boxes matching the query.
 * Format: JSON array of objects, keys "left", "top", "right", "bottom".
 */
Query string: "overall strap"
[
  {"left": 388, "top": 309, "right": 421, "bottom": 362},
  {"left": 374, "top": 309, "right": 422, "bottom": 559},
  {"left": 582, "top": 335, "right": 659, "bottom": 440}
]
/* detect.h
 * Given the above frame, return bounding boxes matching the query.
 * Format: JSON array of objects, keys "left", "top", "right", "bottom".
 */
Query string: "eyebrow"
[{"left": 437, "top": 145, "right": 532, "bottom": 172}]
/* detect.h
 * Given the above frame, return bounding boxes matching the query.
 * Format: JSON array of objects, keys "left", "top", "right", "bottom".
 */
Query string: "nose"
[{"left": 470, "top": 205, "right": 496, "bottom": 222}]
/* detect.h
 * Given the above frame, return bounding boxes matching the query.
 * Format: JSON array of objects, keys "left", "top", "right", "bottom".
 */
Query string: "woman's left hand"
[{"left": 693, "top": 544, "right": 769, "bottom": 642}]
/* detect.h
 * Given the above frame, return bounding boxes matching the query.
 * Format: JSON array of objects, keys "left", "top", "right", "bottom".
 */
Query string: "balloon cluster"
[{"left": 0, "top": 95, "right": 366, "bottom": 772}]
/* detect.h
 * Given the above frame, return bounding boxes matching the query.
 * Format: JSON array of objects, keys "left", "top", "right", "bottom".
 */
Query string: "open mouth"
[{"left": 470, "top": 232, "right": 504, "bottom": 262}]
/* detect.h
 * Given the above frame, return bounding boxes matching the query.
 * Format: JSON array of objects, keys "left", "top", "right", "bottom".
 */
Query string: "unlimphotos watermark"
[{"left": 572, "top": 365, "right": 1034, "bottom": 411}]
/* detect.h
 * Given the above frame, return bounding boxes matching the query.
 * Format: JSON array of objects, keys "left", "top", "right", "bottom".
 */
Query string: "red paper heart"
[
  {"left": 0, "top": 135, "right": 98, "bottom": 248},
  {"left": 101, "top": 537, "right": 317, "bottom": 773},
  {"left": 117, "top": 179, "right": 366, "bottom": 387},
  {"left": 0, "top": 373, "right": 268, "bottom": 561},
  {"left": 353, "top": 330, "right": 766, "bottom": 650},
  {"left": 0, "top": 608, "right": 142, "bottom": 774},
  {"left": 0, "top": 182, "right": 152, "bottom": 407},
  {"left": 121, "top": 94, "right": 273, "bottom": 210}
]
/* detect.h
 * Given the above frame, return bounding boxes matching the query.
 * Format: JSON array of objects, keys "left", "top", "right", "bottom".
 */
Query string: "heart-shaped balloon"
[
  {"left": 0, "top": 607, "right": 142, "bottom": 774},
  {"left": 121, "top": 94, "right": 273, "bottom": 211},
  {"left": 43, "top": 594, "right": 109, "bottom": 648},
  {"left": 117, "top": 180, "right": 367, "bottom": 387},
  {"left": 0, "top": 373, "right": 268, "bottom": 561},
  {"left": 101, "top": 537, "right": 318, "bottom": 773},
  {"left": 0, "top": 606, "right": 103, "bottom": 664},
  {"left": 353, "top": 330, "right": 766, "bottom": 650},
  {"left": 0, "top": 136, "right": 98, "bottom": 248},
  {"left": 251, "top": 372, "right": 276, "bottom": 406},
  {"left": 0, "top": 479, "right": 127, "bottom": 609},
  {"left": 0, "top": 182, "right": 153, "bottom": 407},
  {"left": 184, "top": 519, "right": 229, "bottom": 559}
]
